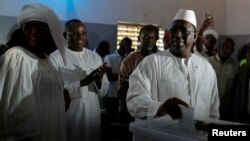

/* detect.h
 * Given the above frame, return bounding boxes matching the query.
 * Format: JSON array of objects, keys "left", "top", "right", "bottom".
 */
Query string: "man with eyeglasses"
[
  {"left": 126, "top": 9, "right": 220, "bottom": 123},
  {"left": 50, "top": 19, "right": 109, "bottom": 141}
]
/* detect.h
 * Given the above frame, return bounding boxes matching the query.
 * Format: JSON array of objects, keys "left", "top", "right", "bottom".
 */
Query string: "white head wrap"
[
  {"left": 173, "top": 9, "right": 197, "bottom": 28},
  {"left": 17, "top": 3, "right": 66, "bottom": 65},
  {"left": 203, "top": 29, "right": 219, "bottom": 41}
]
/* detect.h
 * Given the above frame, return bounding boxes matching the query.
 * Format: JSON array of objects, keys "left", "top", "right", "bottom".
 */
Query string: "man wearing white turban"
[
  {"left": 126, "top": 9, "right": 220, "bottom": 122},
  {"left": 0, "top": 3, "right": 67, "bottom": 141},
  {"left": 194, "top": 18, "right": 219, "bottom": 59}
]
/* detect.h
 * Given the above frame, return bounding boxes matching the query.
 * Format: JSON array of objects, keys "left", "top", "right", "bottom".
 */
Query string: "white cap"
[
  {"left": 203, "top": 29, "right": 218, "bottom": 41},
  {"left": 17, "top": 4, "right": 46, "bottom": 26},
  {"left": 173, "top": 9, "right": 197, "bottom": 28}
]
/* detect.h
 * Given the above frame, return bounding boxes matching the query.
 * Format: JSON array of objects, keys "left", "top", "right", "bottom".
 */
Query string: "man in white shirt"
[
  {"left": 126, "top": 9, "right": 220, "bottom": 121},
  {"left": 50, "top": 19, "right": 109, "bottom": 141}
]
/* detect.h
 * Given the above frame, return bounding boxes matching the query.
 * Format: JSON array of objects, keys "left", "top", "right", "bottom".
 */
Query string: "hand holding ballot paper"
[
  {"left": 157, "top": 97, "right": 189, "bottom": 119},
  {"left": 157, "top": 99, "right": 208, "bottom": 132}
]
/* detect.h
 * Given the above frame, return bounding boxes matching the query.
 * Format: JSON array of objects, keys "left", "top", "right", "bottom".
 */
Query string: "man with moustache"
[
  {"left": 126, "top": 9, "right": 220, "bottom": 122},
  {"left": 50, "top": 19, "right": 109, "bottom": 141}
]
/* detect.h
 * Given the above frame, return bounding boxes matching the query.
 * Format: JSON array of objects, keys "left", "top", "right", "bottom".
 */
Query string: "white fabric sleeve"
[
  {"left": 95, "top": 74, "right": 109, "bottom": 97},
  {"left": 103, "top": 55, "right": 111, "bottom": 67},
  {"left": 0, "top": 49, "right": 39, "bottom": 139},
  {"left": 126, "top": 58, "right": 162, "bottom": 119},
  {"left": 65, "top": 81, "right": 82, "bottom": 100},
  {"left": 209, "top": 69, "right": 220, "bottom": 119}
]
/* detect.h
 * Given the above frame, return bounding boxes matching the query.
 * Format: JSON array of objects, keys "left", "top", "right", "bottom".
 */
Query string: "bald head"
[{"left": 64, "top": 19, "right": 86, "bottom": 32}]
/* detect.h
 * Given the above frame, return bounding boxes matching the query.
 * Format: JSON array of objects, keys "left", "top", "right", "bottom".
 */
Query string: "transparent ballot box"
[{"left": 129, "top": 116, "right": 243, "bottom": 141}]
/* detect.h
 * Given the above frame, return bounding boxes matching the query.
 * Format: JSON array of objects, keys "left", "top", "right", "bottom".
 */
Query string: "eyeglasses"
[
  {"left": 170, "top": 28, "right": 195, "bottom": 37},
  {"left": 66, "top": 31, "right": 89, "bottom": 37},
  {"left": 22, "top": 22, "right": 49, "bottom": 32}
]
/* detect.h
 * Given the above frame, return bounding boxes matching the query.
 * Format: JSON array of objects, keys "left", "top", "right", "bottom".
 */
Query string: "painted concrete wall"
[
  {"left": 0, "top": 0, "right": 225, "bottom": 32},
  {"left": 0, "top": 0, "right": 226, "bottom": 52},
  {"left": 225, "top": 0, "right": 250, "bottom": 35},
  {"left": 224, "top": 0, "right": 250, "bottom": 60}
]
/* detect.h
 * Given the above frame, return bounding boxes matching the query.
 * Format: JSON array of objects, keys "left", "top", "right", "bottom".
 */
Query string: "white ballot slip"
[{"left": 178, "top": 105, "right": 195, "bottom": 131}]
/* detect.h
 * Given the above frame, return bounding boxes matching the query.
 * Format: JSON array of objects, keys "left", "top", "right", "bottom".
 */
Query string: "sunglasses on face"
[
  {"left": 22, "top": 21, "right": 49, "bottom": 32},
  {"left": 170, "top": 28, "right": 194, "bottom": 37}
]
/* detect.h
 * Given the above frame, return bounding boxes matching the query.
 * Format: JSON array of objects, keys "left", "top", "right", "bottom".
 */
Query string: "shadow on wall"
[
  {"left": 87, "top": 31, "right": 100, "bottom": 50},
  {"left": 86, "top": 22, "right": 117, "bottom": 52}
]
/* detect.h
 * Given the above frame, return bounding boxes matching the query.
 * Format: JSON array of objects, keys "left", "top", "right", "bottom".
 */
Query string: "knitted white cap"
[{"left": 173, "top": 9, "right": 197, "bottom": 28}]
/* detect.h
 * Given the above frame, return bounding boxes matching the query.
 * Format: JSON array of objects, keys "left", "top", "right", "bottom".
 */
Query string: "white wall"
[
  {"left": 2, "top": 1, "right": 248, "bottom": 61},
  {"left": 225, "top": 0, "right": 250, "bottom": 35},
  {"left": 0, "top": 0, "right": 225, "bottom": 33},
  {"left": 224, "top": 0, "right": 250, "bottom": 61}
]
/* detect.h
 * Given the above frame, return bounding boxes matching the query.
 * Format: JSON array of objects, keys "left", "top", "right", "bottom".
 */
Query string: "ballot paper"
[{"left": 178, "top": 105, "right": 195, "bottom": 131}]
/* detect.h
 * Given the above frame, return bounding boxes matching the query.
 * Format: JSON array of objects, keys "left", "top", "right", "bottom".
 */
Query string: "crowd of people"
[{"left": 0, "top": 2, "right": 250, "bottom": 141}]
